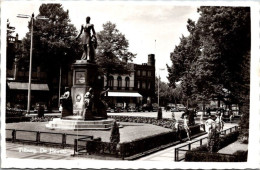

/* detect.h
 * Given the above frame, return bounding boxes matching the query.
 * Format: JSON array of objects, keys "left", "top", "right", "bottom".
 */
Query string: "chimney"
[{"left": 148, "top": 54, "right": 155, "bottom": 66}]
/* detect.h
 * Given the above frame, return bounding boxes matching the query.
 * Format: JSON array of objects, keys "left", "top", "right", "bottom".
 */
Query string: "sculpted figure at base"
[
  {"left": 83, "top": 88, "right": 94, "bottom": 120},
  {"left": 60, "top": 87, "right": 73, "bottom": 117},
  {"left": 76, "top": 16, "right": 97, "bottom": 62}
]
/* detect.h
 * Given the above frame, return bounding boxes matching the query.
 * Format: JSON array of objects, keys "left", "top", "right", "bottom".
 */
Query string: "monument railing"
[
  {"left": 174, "top": 126, "right": 239, "bottom": 161},
  {"left": 6, "top": 129, "right": 93, "bottom": 148}
]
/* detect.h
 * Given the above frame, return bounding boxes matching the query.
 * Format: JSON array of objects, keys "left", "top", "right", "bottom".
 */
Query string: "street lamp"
[
  {"left": 17, "top": 13, "right": 48, "bottom": 114},
  {"left": 158, "top": 68, "right": 165, "bottom": 107}
]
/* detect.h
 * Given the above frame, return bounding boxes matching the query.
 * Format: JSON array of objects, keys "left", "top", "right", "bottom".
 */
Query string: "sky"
[{"left": 2, "top": 1, "right": 200, "bottom": 82}]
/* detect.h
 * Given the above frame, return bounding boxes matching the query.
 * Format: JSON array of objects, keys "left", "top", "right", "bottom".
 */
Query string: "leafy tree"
[
  {"left": 155, "top": 77, "right": 182, "bottom": 106},
  {"left": 167, "top": 7, "right": 250, "bottom": 137},
  {"left": 96, "top": 22, "right": 136, "bottom": 86},
  {"left": 22, "top": 4, "right": 80, "bottom": 88}
]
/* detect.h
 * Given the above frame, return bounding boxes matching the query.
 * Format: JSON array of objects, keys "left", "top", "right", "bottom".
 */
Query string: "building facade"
[{"left": 104, "top": 54, "right": 156, "bottom": 108}]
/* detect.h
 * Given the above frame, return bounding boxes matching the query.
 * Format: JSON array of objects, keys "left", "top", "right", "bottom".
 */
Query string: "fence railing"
[
  {"left": 6, "top": 129, "right": 93, "bottom": 148},
  {"left": 174, "top": 126, "right": 239, "bottom": 162}
]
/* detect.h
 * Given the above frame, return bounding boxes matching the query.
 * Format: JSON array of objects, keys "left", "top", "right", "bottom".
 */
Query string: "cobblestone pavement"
[{"left": 137, "top": 123, "right": 238, "bottom": 161}]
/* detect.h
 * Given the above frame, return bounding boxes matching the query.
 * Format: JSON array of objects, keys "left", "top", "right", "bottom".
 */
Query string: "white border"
[{"left": 1, "top": 0, "right": 260, "bottom": 169}]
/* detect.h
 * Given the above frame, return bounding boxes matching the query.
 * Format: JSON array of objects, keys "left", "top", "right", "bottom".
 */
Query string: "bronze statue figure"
[
  {"left": 60, "top": 87, "right": 73, "bottom": 117},
  {"left": 76, "top": 16, "right": 97, "bottom": 62}
]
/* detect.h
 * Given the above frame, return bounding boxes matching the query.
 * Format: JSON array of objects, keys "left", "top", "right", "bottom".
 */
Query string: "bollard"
[
  {"left": 62, "top": 133, "right": 66, "bottom": 148},
  {"left": 200, "top": 139, "right": 202, "bottom": 146},
  {"left": 36, "top": 131, "right": 40, "bottom": 144},
  {"left": 12, "top": 130, "right": 16, "bottom": 143}
]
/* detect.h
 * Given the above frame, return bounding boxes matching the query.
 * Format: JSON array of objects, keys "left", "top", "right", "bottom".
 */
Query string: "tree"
[
  {"left": 96, "top": 22, "right": 136, "bottom": 86},
  {"left": 21, "top": 4, "right": 80, "bottom": 107},
  {"left": 22, "top": 4, "right": 80, "bottom": 87},
  {"left": 167, "top": 7, "right": 250, "bottom": 137}
]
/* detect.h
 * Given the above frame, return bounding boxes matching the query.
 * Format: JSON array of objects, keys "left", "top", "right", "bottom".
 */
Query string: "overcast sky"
[{"left": 3, "top": 1, "right": 200, "bottom": 82}]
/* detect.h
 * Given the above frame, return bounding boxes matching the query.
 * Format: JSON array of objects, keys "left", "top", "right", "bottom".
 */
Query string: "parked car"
[
  {"left": 14, "top": 104, "right": 25, "bottom": 111},
  {"left": 170, "top": 107, "right": 179, "bottom": 112},
  {"left": 176, "top": 104, "right": 186, "bottom": 111},
  {"left": 127, "top": 103, "right": 137, "bottom": 112},
  {"left": 142, "top": 104, "right": 153, "bottom": 112},
  {"left": 34, "top": 102, "right": 48, "bottom": 113},
  {"left": 152, "top": 103, "right": 159, "bottom": 112},
  {"left": 115, "top": 103, "right": 124, "bottom": 112}
]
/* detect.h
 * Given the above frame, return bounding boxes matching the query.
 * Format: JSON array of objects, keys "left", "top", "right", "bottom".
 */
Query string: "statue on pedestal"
[{"left": 76, "top": 16, "right": 97, "bottom": 62}]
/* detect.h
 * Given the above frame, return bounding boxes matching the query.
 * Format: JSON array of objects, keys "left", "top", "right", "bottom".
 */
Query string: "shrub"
[
  {"left": 233, "top": 150, "right": 248, "bottom": 162},
  {"left": 185, "top": 151, "right": 237, "bottom": 162},
  {"left": 110, "top": 121, "right": 120, "bottom": 143},
  {"left": 6, "top": 116, "right": 31, "bottom": 123},
  {"left": 109, "top": 115, "right": 179, "bottom": 129},
  {"left": 219, "top": 131, "right": 239, "bottom": 149}
]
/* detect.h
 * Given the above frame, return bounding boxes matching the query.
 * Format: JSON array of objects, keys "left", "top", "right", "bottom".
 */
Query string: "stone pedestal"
[
  {"left": 48, "top": 60, "right": 109, "bottom": 130},
  {"left": 70, "top": 60, "right": 99, "bottom": 119}
]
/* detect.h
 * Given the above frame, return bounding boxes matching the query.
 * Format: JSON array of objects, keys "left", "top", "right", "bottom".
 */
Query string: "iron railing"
[
  {"left": 174, "top": 126, "right": 239, "bottom": 161},
  {"left": 6, "top": 129, "right": 93, "bottom": 148}
]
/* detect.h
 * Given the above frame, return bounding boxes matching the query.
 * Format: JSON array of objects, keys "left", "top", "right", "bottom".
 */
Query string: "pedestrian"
[
  {"left": 206, "top": 107, "right": 211, "bottom": 116},
  {"left": 172, "top": 111, "right": 175, "bottom": 121},
  {"left": 205, "top": 116, "right": 215, "bottom": 134},
  {"left": 183, "top": 115, "right": 191, "bottom": 141},
  {"left": 174, "top": 121, "right": 183, "bottom": 142},
  {"left": 229, "top": 110, "right": 234, "bottom": 123},
  {"left": 200, "top": 112, "right": 205, "bottom": 131},
  {"left": 215, "top": 111, "right": 221, "bottom": 132}
]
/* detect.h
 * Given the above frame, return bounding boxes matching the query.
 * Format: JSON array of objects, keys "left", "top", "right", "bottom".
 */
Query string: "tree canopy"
[
  {"left": 96, "top": 22, "right": 136, "bottom": 85},
  {"left": 22, "top": 4, "right": 80, "bottom": 73},
  {"left": 167, "top": 7, "right": 250, "bottom": 106}
]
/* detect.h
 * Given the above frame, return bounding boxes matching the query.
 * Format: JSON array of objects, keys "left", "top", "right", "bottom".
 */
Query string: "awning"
[
  {"left": 7, "top": 82, "right": 49, "bottom": 91},
  {"left": 107, "top": 92, "right": 142, "bottom": 97}
]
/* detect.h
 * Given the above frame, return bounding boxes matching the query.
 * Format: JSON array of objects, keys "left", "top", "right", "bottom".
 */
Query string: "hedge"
[
  {"left": 185, "top": 150, "right": 247, "bottom": 162},
  {"left": 185, "top": 130, "right": 243, "bottom": 162},
  {"left": 109, "top": 115, "right": 181, "bottom": 129},
  {"left": 6, "top": 117, "right": 31, "bottom": 123},
  {"left": 86, "top": 124, "right": 201, "bottom": 158}
]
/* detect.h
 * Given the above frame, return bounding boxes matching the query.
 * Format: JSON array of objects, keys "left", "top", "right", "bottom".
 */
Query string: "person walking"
[
  {"left": 183, "top": 115, "right": 191, "bottom": 141},
  {"left": 205, "top": 116, "right": 215, "bottom": 134},
  {"left": 200, "top": 112, "right": 205, "bottom": 131},
  {"left": 174, "top": 121, "right": 183, "bottom": 142}
]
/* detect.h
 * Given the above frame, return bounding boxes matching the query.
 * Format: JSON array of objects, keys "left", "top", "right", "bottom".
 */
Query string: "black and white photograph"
[{"left": 1, "top": 0, "right": 259, "bottom": 169}]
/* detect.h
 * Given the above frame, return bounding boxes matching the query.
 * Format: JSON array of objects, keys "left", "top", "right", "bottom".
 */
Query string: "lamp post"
[
  {"left": 158, "top": 68, "right": 165, "bottom": 107},
  {"left": 17, "top": 13, "right": 48, "bottom": 114}
]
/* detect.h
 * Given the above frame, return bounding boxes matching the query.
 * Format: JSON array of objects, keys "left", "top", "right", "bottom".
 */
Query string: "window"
[
  {"left": 147, "top": 71, "right": 152, "bottom": 77},
  {"left": 137, "top": 70, "right": 140, "bottom": 76},
  {"left": 142, "top": 70, "right": 146, "bottom": 76},
  {"left": 108, "top": 76, "right": 114, "bottom": 87},
  {"left": 142, "top": 81, "right": 146, "bottom": 89},
  {"left": 148, "top": 82, "right": 151, "bottom": 89},
  {"left": 117, "top": 76, "right": 122, "bottom": 89},
  {"left": 125, "top": 77, "right": 130, "bottom": 89},
  {"left": 137, "top": 81, "right": 140, "bottom": 89}
]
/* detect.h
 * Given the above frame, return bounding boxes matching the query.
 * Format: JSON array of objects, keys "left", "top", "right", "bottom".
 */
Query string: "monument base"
[{"left": 45, "top": 118, "right": 115, "bottom": 130}]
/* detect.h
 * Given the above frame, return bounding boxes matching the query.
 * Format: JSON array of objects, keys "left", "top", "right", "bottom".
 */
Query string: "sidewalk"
[{"left": 137, "top": 123, "right": 238, "bottom": 161}]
